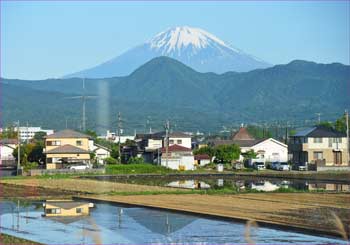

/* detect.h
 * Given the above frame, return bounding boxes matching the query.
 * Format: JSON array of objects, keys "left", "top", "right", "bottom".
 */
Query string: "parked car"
[
  {"left": 277, "top": 162, "right": 290, "bottom": 171},
  {"left": 254, "top": 162, "right": 265, "bottom": 170},
  {"left": 271, "top": 162, "right": 279, "bottom": 170},
  {"left": 69, "top": 164, "right": 90, "bottom": 170},
  {"left": 293, "top": 162, "right": 308, "bottom": 171}
]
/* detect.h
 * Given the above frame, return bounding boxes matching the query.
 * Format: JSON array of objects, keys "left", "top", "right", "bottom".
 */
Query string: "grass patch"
[
  {"left": 105, "top": 164, "right": 177, "bottom": 175},
  {"left": 0, "top": 233, "right": 43, "bottom": 245}
]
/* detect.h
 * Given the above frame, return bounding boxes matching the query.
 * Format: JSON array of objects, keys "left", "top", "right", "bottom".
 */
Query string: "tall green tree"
[
  {"left": 214, "top": 144, "right": 241, "bottom": 164},
  {"left": 334, "top": 115, "right": 346, "bottom": 133}
]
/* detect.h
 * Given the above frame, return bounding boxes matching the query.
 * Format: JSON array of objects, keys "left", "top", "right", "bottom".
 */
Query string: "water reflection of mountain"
[{"left": 126, "top": 208, "right": 196, "bottom": 235}]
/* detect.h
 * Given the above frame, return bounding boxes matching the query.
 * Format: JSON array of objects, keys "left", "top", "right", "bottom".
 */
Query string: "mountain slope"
[
  {"left": 65, "top": 26, "right": 270, "bottom": 78},
  {"left": 3, "top": 57, "right": 349, "bottom": 132}
]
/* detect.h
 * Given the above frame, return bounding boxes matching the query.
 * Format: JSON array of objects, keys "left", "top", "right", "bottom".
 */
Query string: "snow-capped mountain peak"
[
  {"left": 65, "top": 26, "right": 271, "bottom": 78},
  {"left": 148, "top": 26, "right": 239, "bottom": 55}
]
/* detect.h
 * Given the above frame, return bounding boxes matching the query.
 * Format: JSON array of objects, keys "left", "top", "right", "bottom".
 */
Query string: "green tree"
[
  {"left": 214, "top": 144, "right": 240, "bottom": 164},
  {"left": 193, "top": 146, "right": 215, "bottom": 162},
  {"left": 123, "top": 139, "right": 137, "bottom": 147},
  {"left": 13, "top": 142, "right": 45, "bottom": 165},
  {"left": 85, "top": 129, "right": 98, "bottom": 139},
  {"left": 241, "top": 149, "right": 257, "bottom": 161},
  {"left": 334, "top": 115, "right": 346, "bottom": 133},
  {"left": 33, "top": 131, "right": 47, "bottom": 142},
  {"left": 0, "top": 125, "right": 18, "bottom": 139},
  {"left": 110, "top": 143, "right": 120, "bottom": 160}
]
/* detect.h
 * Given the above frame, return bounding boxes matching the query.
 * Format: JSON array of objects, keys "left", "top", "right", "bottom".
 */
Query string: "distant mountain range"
[
  {"left": 65, "top": 26, "right": 271, "bottom": 78},
  {"left": 2, "top": 57, "right": 349, "bottom": 133}
]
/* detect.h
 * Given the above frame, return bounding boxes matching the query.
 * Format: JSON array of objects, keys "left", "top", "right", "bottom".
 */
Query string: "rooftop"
[
  {"left": 294, "top": 126, "right": 346, "bottom": 138},
  {"left": 210, "top": 139, "right": 265, "bottom": 147},
  {"left": 161, "top": 144, "right": 192, "bottom": 153},
  {"left": 0, "top": 138, "right": 18, "bottom": 145},
  {"left": 232, "top": 127, "right": 255, "bottom": 141},
  {"left": 46, "top": 201, "right": 89, "bottom": 209},
  {"left": 46, "top": 129, "right": 90, "bottom": 139},
  {"left": 45, "top": 144, "right": 89, "bottom": 154}
]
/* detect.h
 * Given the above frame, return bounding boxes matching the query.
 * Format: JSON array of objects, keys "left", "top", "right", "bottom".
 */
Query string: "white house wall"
[
  {"left": 169, "top": 137, "right": 191, "bottom": 149},
  {"left": 161, "top": 155, "right": 195, "bottom": 170},
  {"left": 0, "top": 145, "right": 16, "bottom": 161},
  {"left": 251, "top": 139, "right": 288, "bottom": 162}
]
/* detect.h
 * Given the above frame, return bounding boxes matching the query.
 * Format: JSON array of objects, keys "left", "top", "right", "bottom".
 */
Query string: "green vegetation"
[
  {"left": 0, "top": 125, "right": 18, "bottom": 139},
  {"left": 0, "top": 233, "right": 43, "bottom": 245},
  {"left": 105, "top": 164, "right": 176, "bottom": 175},
  {"left": 3, "top": 59, "right": 349, "bottom": 132},
  {"left": 127, "top": 157, "right": 145, "bottom": 164},
  {"left": 318, "top": 114, "right": 347, "bottom": 133}
]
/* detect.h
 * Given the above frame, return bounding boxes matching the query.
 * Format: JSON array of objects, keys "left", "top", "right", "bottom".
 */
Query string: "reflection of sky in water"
[{"left": 0, "top": 201, "right": 347, "bottom": 244}]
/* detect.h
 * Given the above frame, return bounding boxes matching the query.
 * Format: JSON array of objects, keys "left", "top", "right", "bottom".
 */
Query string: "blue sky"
[{"left": 1, "top": 1, "right": 349, "bottom": 80}]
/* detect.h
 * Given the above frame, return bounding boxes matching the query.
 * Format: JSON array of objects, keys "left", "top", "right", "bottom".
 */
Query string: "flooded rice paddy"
[{"left": 0, "top": 200, "right": 347, "bottom": 244}]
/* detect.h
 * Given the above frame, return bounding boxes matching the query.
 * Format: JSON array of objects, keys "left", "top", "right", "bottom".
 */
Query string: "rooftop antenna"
[{"left": 65, "top": 78, "right": 97, "bottom": 132}]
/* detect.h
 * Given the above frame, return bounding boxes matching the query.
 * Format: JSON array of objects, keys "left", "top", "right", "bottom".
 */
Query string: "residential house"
[
  {"left": 88, "top": 140, "right": 111, "bottom": 164},
  {"left": 43, "top": 200, "right": 92, "bottom": 217},
  {"left": 0, "top": 139, "right": 18, "bottom": 166},
  {"left": 135, "top": 131, "right": 192, "bottom": 163},
  {"left": 159, "top": 144, "right": 195, "bottom": 170},
  {"left": 210, "top": 127, "right": 288, "bottom": 163},
  {"left": 289, "top": 126, "right": 349, "bottom": 169},
  {"left": 44, "top": 129, "right": 91, "bottom": 169}
]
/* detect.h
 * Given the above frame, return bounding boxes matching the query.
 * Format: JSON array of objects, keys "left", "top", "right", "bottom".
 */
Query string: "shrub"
[
  {"left": 105, "top": 157, "right": 118, "bottom": 165},
  {"left": 23, "top": 162, "right": 38, "bottom": 172},
  {"left": 127, "top": 157, "right": 145, "bottom": 164}
]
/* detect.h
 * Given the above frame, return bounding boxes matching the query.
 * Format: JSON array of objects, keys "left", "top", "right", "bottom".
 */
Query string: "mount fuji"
[{"left": 65, "top": 26, "right": 271, "bottom": 78}]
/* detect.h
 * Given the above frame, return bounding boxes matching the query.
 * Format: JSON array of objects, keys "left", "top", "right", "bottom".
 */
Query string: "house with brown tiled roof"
[{"left": 44, "top": 129, "right": 91, "bottom": 169}]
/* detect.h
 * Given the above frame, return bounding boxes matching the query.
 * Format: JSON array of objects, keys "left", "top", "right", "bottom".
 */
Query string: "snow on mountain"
[
  {"left": 148, "top": 26, "right": 239, "bottom": 54},
  {"left": 65, "top": 26, "right": 271, "bottom": 78}
]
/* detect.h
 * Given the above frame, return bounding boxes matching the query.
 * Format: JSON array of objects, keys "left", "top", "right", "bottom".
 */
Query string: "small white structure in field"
[{"left": 160, "top": 144, "right": 194, "bottom": 171}]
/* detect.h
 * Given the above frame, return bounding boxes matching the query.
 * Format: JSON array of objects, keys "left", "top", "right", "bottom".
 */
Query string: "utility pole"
[
  {"left": 316, "top": 113, "right": 321, "bottom": 124},
  {"left": 164, "top": 120, "right": 170, "bottom": 168},
  {"left": 16, "top": 121, "right": 21, "bottom": 176},
  {"left": 346, "top": 110, "right": 349, "bottom": 165},
  {"left": 285, "top": 122, "right": 289, "bottom": 145},
  {"left": 82, "top": 78, "right": 86, "bottom": 132},
  {"left": 117, "top": 112, "right": 122, "bottom": 163}
]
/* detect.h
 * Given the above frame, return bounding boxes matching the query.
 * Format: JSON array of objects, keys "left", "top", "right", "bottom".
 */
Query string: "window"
[
  {"left": 169, "top": 140, "right": 174, "bottom": 144},
  {"left": 48, "top": 140, "right": 61, "bottom": 146},
  {"left": 313, "top": 138, "right": 323, "bottom": 143},
  {"left": 328, "top": 138, "right": 333, "bottom": 147},
  {"left": 46, "top": 208, "right": 61, "bottom": 214},
  {"left": 177, "top": 139, "right": 182, "bottom": 144},
  {"left": 338, "top": 138, "right": 342, "bottom": 143},
  {"left": 76, "top": 140, "right": 82, "bottom": 146},
  {"left": 76, "top": 208, "right": 82, "bottom": 213},
  {"left": 313, "top": 151, "right": 323, "bottom": 160},
  {"left": 47, "top": 158, "right": 52, "bottom": 163}
]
